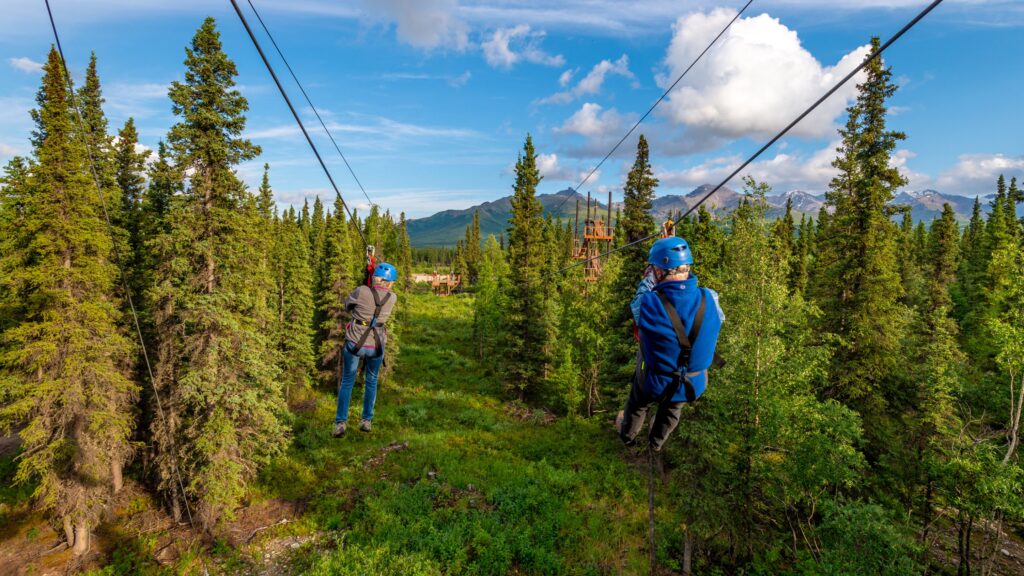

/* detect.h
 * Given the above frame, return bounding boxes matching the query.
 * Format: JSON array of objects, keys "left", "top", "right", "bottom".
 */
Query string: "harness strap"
[
  {"left": 655, "top": 290, "right": 702, "bottom": 403},
  {"left": 354, "top": 287, "right": 392, "bottom": 356}
]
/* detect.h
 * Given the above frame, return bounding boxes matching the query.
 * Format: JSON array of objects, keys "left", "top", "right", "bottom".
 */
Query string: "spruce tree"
[
  {"left": 256, "top": 163, "right": 274, "bottom": 220},
  {"left": 474, "top": 235, "right": 510, "bottom": 362},
  {"left": 601, "top": 135, "right": 659, "bottom": 404},
  {"left": 504, "top": 134, "right": 548, "bottom": 399},
  {"left": 672, "top": 179, "right": 863, "bottom": 566},
  {"left": 454, "top": 240, "right": 469, "bottom": 282},
  {"left": 898, "top": 211, "right": 927, "bottom": 310},
  {"left": 690, "top": 204, "right": 725, "bottom": 289},
  {"left": 276, "top": 212, "right": 315, "bottom": 399},
  {"left": 397, "top": 212, "right": 413, "bottom": 292},
  {"left": 771, "top": 196, "right": 795, "bottom": 271},
  {"left": 310, "top": 196, "right": 326, "bottom": 266},
  {"left": 465, "top": 209, "right": 482, "bottom": 285},
  {"left": 953, "top": 196, "right": 986, "bottom": 328},
  {"left": 148, "top": 18, "right": 286, "bottom": 529},
  {"left": 76, "top": 53, "right": 119, "bottom": 219},
  {"left": 812, "top": 38, "right": 909, "bottom": 422},
  {"left": 114, "top": 118, "right": 151, "bottom": 300},
  {"left": 791, "top": 213, "right": 813, "bottom": 295},
  {"left": 319, "top": 197, "right": 355, "bottom": 383},
  {"left": 0, "top": 48, "right": 137, "bottom": 554},
  {"left": 905, "top": 203, "right": 963, "bottom": 531}
]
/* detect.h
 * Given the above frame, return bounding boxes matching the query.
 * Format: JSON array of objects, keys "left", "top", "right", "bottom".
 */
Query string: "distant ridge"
[{"left": 407, "top": 185, "right": 1006, "bottom": 247}]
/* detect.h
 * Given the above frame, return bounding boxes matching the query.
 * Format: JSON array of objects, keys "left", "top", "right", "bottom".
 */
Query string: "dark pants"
[{"left": 619, "top": 352, "right": 685, "bottom": 452}]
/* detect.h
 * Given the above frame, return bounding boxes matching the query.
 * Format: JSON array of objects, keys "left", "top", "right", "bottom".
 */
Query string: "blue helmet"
[
  {"left": 647, "top": 237, "right": 694, "bottom": 269},
  {"left": 372, "top": 262, "right": 397, "bottom": 282}
]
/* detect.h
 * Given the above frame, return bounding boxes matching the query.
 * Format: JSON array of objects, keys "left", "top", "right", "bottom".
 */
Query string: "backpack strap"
[{"left": 354, "top": 288, "right": 392, "bottom": 356}]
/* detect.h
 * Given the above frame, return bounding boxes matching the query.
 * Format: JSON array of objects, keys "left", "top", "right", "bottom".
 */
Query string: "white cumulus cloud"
[
  {"left": 554, "top": 103, "right": 627, "bottom": 139},
  {"left": 657, "top": 143, "right": 841, "bottom": 192},
  {"left": 8, "top": 56, "right": 43, "bottom": 74},
  {"left": 934, "top": 153, "right": 1024, "bottom": 196},
  {"left": 482, "top": 24, "right": 565, "bottom": 69},
  {"left": 659, "top": 9, "right": 871, "bottom": 139},
  {"left": 536, "top": 152, "right": 594, "bottom": 183},
  {"left": 540, "top": 54, "right": 634, "bottom": 105}
]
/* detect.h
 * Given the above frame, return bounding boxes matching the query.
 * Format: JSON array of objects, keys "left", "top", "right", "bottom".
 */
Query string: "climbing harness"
[{"left": 352, "top": 286, "right": 393, "bottom": 358}]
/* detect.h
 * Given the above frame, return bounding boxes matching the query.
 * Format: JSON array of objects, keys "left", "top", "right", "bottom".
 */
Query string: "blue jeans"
[{"left": 334, "top": 341, "right": 384, "bottom": 424}]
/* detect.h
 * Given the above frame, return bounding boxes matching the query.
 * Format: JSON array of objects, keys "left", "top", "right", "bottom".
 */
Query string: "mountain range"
[{"left": 407, "top": 185, "right": 1013, "bottom": 247}]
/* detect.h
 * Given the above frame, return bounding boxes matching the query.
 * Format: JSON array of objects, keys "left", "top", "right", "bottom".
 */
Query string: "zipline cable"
[
  {"left": 541, "top": 0, "right": 945, "bottom": 284},
  {"left": 43, "top": 0, "right": 196, "bottom": 528},
  {"left": 244, "top": 0, "right": 376, "bottom": 210},
  {"left": 548, "top": 0, "right": 755, "bottom": 217},
  {"left": 228, "top": 0, "right": 369, "bottom": 249}
]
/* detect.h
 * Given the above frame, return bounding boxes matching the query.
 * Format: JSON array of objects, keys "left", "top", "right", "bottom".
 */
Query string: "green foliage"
[
  {"left": 302, "top": 542, "right": 442, "bottom": 576},
  {"left": 670, "top": 180, "right": 864, "bottom": 567},
  {"left": 795, "top": 499, "right": 921, "bottom": 576},
  {"left": 503, "top": 134, "right": 550, "bottom": 399},
  {"left": 275, "top": 210, "right": 316, "bottom": 397},
  {"left": 601, "top": 135, "right": 661, "bottom": 407},
  {"left": 147, "top": 18, "right": 287, "bottom": 529},
  {"left": 0, "top": 47, "right": 137, "bottom": 542},
  {"left": 812, "top": 38, "right": 911, "bottom": 429},
  {"left": 318, "top": 198, "right": 354, "bottom": 383},
  {"left": 473, "top": 235, "right": 509, "bottom": 365}
]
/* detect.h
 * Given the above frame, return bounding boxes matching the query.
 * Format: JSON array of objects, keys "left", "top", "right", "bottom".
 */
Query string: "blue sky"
[{"left": 2, "top": 0, "right": 1022, "bottom": 218}]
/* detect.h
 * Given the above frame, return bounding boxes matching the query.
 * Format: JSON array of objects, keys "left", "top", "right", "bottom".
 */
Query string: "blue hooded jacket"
[{"left": 631, "top": 275, "right": 724, "bottom": 402}]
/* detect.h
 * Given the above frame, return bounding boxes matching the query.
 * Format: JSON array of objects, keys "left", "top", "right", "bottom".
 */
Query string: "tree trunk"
[
  {"left": 682, "top": 529, "right": 693, "bottom": 576},
  {"left": 72, "top": 522, "right": 90, "bottom": 556},
  {"left": 112, "top": 460, "right": 123, "bottom": 494},
  {"left": 966, "top": 515, "right": 974, "bottom": 576},
  {"left": 1002, "top": 371, "right": 1023, "bottom": 464},
  {"left": 171, "top": 496, "right": 182, "bottom": 523},
  {"left": 63, "top": 516, "right": 74, "bottom": 548}
]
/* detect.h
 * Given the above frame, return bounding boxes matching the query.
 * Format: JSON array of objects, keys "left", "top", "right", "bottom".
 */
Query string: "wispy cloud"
[
  {"left": 538, "top": 55, "right": 633, "bottom": 105},
  {"left": 246, "top": 114, "right": 481, "bottom": 141},
  {"left": 934, "top": 153, "right": 1024, "bottom": 196},
  {"left": 8, "top": 57, "right": 43, "bottom": 74},
  {"left": 103, "top": 81, "right": 172, "bottom": 120},
  {"left": 379, "top": 70, "right": 472, "bottom": 87},
  {"left": 481, "top": 24, "right": 565, "bottom": 69}
]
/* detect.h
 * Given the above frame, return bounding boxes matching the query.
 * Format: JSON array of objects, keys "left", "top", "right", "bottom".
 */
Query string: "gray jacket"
[{"left": 345, "top": 285, "right": 397, "bottom": 351}]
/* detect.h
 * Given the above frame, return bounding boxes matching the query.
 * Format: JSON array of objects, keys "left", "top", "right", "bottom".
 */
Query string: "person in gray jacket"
[{"left": 333, "top": 263, "right": 398, "bottom": 437}]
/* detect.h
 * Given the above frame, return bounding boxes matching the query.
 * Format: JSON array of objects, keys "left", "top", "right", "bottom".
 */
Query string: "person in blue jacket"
[{"left": 616, "top": 236, "right": 724, "bottom": 451}]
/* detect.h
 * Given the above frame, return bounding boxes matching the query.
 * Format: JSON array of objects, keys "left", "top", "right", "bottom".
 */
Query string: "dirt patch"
[
  {"left": 506, "top": 403, "right": 557, "bottom": 425},
  {"left": 0, "top": 434, "right": 22, "bottom": 458},
  {"left": 0, "top": 514, "right": 76, "bottom": 576},
  {"left": 223, "top": 498, "right": 307, "bottom": 547},
  {"left": 365, "top": 441, "right": 409, "bottom": 469},
  {"left": 289, "top": 398, "right": 318, "bottom": 414},
  {"left": 927, "top": 515, "right": 1024, "bottom": 575}
]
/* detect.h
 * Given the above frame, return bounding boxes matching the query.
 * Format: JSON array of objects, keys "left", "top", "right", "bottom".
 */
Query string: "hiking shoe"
[
  {"left": 359, "top": 419, "right": 372, "bottom": 433},
  {"left": 332, "top": 421, "right": 347, "bottom": 438}
]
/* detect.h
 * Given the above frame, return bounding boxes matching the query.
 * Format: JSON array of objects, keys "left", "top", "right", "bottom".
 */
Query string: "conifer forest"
[{"left": 1, "top": 10, "right": 1023, "bottom": 576}]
